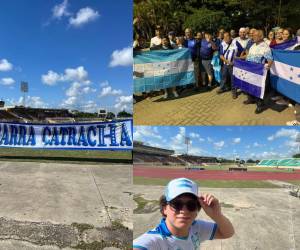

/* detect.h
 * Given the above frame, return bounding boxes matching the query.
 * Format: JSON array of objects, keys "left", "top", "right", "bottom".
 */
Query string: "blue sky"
[
  {"left": 0, "top": 0, "right": 132, "bottom": 113},
  {"left": 134, "top": 126, "right": 300, "bottom": 160}
]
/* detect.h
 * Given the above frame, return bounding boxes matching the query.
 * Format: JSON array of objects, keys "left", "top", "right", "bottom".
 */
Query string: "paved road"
[
  {"left": 0, "top": 161, "right": 133, "bottom": 249},
  {"left": 134, "top": 87, "right": 295, "bottom": 125}
]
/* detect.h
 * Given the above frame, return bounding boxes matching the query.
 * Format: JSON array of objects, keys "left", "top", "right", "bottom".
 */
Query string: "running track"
[{"left": 134, "top": 166, "right": 300, "bottom": 180}]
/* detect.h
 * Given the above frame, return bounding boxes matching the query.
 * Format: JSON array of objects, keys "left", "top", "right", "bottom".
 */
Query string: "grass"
[
  {"left": 133, "top": 176, "right": 279, "bottom": 188},
  {"left": 285, "top": 180, "right": 300, "bottom": 185},
  {"left": 133, "top": 194, "right": 159, "bottom": 214},
  {"left": 145, "top": 164, "right": 295, "bottom": 173},
  {"left": 0, "top": 148, "right": 132, "bottom": 164},
  {"left": 71, "top": 223, "right": 94, "bottom": 234}
]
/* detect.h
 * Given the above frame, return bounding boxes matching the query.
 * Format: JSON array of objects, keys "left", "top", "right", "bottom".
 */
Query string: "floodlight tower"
[
  {"left": 296, "top": 132, "right": 300, "bottom": 154},
  {"left": 185, "top": 136, "right": 190, "bottom": 155},
  {"left": 20, "top": 82, "right": 28, "bottom": 107}
]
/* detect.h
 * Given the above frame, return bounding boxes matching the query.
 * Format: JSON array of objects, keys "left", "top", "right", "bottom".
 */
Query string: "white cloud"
[
  {"left": 62, "top": 96, "right": 78, "bottom": 106},
  {"left": 42, "top": 66, "right": 89, "bottom": 85},
  {"left": 207, "top": 137, "right": 213, "bottom": 143},
  {"left": 69, "top": 7, "right": 99, "bottom": 27},
  {"left": 99, "top": 86, "right": 122, "bottom": 97},
  {"left": 42, "top": 70, "right": 62, "bottom": 86},
  {"left": 214, "top": 141, "right": 225, "bottom": 150},
  {"left": 52, "top": 0, "right": 70, "bottom": 19},
  {"left": 63, "top": 66, "right": 88, "bottom": 82},
  {"left": 81, "top": 100, "right": 98, "bottom": 113},
  {"left": 268, "top": 128, "right": 299, "bottom": 141},
  {"left": 232, "top": 138, "right": 241, "bottom": 144},
  {"left": 114, "top": 95, "right": 132, "bottom": 111},
  {"left": 18, "top": 96, "right": 47, "bottom": 108},
  {"left": 253, "top": 142, "right": 263, "bottom": 147},
  {"left": 109, "top": 47, "right": 132, "bottom": 67},
  {"left": 82, "top": 86, "right": 96, "bottom": 94},
  {"left": 189, "top": 132, "right": 205, "bottom": 142},
  {"left": 134, "top": 126, "right": 162, "bottom": 141},
  {"left": 100, "top": 81, "right": 109, "bottom": 87},
  {"left": 0, "top": 59, "right": 13, "bottom": 71},
  {"left": 1, "top": 78, "right": 15, "bottom": 86},
  {"left": 66, "top": 82, "right": 81, "bottom": 97}
]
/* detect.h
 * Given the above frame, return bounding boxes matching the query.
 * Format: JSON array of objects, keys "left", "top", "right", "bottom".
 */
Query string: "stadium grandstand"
[
  {"left": 133, "top": 141, "right": 217, "bottom": 165},
  {"left": 0, "top": 101, "right": 117, "bottom": 123},
  {"left": 257, "top": 158, "right": 300, "bottom": 168}
]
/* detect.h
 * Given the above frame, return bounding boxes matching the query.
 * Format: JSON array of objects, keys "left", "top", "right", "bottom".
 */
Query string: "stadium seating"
[{"left": 257, "top": 158, "right": 300, "bottom": 167}]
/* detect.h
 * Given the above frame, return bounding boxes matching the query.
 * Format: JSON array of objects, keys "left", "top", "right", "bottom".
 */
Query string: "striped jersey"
[
  {"left": 133, "top": 218, "right": 217, "bottom": 250},
  {"left": 220, "top": 40, "right": 238, "bottom": 65},
  {"left": 233, "top": 37, "right": 250, "bottom": 56}
]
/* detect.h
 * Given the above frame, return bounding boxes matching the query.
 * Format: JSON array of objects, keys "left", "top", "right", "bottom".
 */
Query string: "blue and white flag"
[
  {"left": 270, "top": 37, "right": 300, "bottom": 50},
  {"left": 0, "top": 120, "right": 133, "bottom": 150},
  {"left": 233, "top": 59, "right": 267, "bottom": 99},
  {"left": 270, "top": 50, "right": 300, "bottom": 103},
  {"left": 133, "top": 48, "right": 195, "bottom": 93}
]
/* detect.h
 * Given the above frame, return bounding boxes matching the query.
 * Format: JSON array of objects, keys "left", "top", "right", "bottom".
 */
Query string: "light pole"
[
  {"left": 296, "top": 132, "right": 300, "bottom": 154},
  {"left": 20, "top": 82, "right": 28, "bottom": 107},
  {"left": 185, "top": 136, "right": 190, "bottom": 155}
]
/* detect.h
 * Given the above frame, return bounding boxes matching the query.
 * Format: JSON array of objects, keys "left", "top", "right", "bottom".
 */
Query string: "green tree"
[
  {"left": 292, "top": 154, "right": 300, "bottom": 158},
  {"left": 117, "top": 110, "right": 133, "bottom": 118}
]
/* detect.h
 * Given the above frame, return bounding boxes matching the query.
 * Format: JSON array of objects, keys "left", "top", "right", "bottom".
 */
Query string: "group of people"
[{"left": 133, "top": 23, "right": 300, "bottom": 124}]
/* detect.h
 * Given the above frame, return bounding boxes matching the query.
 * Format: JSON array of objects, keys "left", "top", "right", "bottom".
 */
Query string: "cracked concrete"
[{"left": 0, "top": 161, "right": 133, "bottom": 249}]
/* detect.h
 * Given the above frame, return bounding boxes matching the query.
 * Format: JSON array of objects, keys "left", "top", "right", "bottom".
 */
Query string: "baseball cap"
[{"left": 165, "top": 178, "right": 199, "bottom": 202}]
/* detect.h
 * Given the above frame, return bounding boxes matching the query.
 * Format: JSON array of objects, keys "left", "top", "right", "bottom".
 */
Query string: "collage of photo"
[{"left": 0, "top": 0, "right": 299, "bottom": 250}]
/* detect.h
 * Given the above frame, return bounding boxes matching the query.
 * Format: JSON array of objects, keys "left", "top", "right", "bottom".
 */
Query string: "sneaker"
[
  {"left": 286, "top": 120, "right": 300, "bottom": 126},
  {"left": 173, "top": 90, "right": 179, "bottom": 98},
  {"left": 163, "top": 92, "right": 168, "bottom": 99},
  {"left": 271, "top": 96, "right": 283, "bottom": 101},
  {"left": 255, "top": 106, "right": 264, "bottom": 114}
]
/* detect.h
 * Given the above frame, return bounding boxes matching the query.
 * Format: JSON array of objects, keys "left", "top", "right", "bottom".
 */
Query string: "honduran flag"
[
  {"left": 233, "top": 58, "right": 267, "bottom": 99},
  {"left": 270, "top": 50, "right": 300, "bottom": 103},
  {"left": 133, "top": 48, "right": 195, "bottom": 93},
  {"left": 270, "top": 37, "right": 300, "bottom": 50}
]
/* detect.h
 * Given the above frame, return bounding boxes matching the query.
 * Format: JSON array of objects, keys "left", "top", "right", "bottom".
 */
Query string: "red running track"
[{"left": 134, "top": 166, "right": 300, "bottom": 180}]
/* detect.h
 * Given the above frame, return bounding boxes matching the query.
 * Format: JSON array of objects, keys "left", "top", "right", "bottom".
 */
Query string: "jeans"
[{"left": 220, "top": 64, "right": 236, "bottom": 94}]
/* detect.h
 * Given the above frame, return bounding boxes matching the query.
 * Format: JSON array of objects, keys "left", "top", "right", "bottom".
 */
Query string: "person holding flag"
[{"left": 240, "top": 29, "right": 273, "bottom": 114}]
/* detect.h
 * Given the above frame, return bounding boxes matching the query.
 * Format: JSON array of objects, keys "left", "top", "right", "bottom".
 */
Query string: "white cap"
[{"left": 165, "top": 178, "right": 199, "bottom": 202}]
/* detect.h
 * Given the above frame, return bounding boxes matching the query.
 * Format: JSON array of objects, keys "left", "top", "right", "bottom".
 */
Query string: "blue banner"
[
  {"left": 270, "top": 49, "right": 300, "bottom": 103},
  {"left": 0, "top": 120, "right": 133, "bottom": 150},
  {"left": 233, "top": 59, "right": 267, "bottom": 99},
  {"left": 133, "top": 48, "right": 195, "bottom": 93}
]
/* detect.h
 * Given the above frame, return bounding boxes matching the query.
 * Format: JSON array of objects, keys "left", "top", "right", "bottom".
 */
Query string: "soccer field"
[{"left": 0, "top": 148, "right": 132, "bottom": 164}]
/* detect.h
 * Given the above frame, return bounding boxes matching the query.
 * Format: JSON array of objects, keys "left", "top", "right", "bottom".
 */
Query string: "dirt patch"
[
  {"left": 0, "top": 217, "right": 132, "bottom": 249},
  {"left": 133, "top": 194, "right": 159, "bottom": 214}
]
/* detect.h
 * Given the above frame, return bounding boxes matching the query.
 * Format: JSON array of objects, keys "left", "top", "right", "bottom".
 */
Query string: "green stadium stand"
[{"left": 257, "top": 158, "right": 300, "bottom": 167}]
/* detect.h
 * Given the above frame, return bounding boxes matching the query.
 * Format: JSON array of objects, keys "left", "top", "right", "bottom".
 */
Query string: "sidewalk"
[{"left": 134, "top": 87, "right": 295, "bottom": 125}]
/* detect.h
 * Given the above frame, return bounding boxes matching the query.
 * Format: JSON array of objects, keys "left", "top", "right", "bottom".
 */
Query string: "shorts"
[{"left": 200, "top": 59, "right": 213, "bottom": 77}]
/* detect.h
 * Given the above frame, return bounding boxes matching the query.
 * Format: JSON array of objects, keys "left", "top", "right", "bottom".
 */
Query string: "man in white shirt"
[
  {"left": 133, "top": 178, "right": 234, "bottom": 250},
  {"left": 233, "top": 27, "right": 250, "bottom": 57}
]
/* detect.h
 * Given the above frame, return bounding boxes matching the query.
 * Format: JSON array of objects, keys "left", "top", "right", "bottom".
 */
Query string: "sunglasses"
[{"left": 168, "top": 199, "right": 200, "bottom": 212}]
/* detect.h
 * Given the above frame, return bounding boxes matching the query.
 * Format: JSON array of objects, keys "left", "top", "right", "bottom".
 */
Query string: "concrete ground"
[
  {"left": 0, "top": 161, "right": 133, "bottom": 249},
  {"left": 133, "top": 185, "right": 300, "bottom": 250},
  {"left": 134, "top": 87, "right": 295, "bottom": 125}
]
